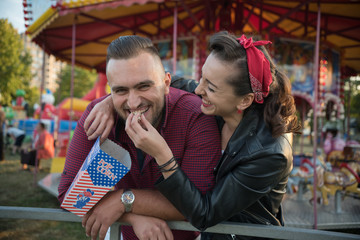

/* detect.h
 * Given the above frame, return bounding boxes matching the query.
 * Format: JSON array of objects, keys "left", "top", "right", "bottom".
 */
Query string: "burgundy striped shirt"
[{"left": 58, "top": 87, "right": 222, "bottom": 240}]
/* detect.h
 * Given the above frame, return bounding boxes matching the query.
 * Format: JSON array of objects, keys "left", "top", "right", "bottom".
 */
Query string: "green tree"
[
  {"left": 0, "top": 19, "right": 33, "bottom": 106},
  {"left": 54, "top": 64, "right": 97, "bottom": 105},
  {"left": 24, "top": 85, "right": 40, "bottom": 117}
]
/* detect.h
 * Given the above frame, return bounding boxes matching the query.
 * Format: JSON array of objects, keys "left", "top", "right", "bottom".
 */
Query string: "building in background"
[{"left": 21, "top": 33, "right": 63, "bottom": 93}]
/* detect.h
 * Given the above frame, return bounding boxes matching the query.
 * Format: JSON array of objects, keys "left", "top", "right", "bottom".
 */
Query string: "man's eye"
[
  {"left": 208, "top": 87, "right": 215, "bottom": 92},
  {"left": 139, "top": 85, "right": 150, "bottom": 90},
  {"left": 113, "top": 89, "right": 127, "bottom": 94}
]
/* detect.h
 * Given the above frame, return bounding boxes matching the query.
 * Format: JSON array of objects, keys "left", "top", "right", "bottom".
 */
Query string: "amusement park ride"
[
  {"left": 19, "top": 0, "right": 360, "bottom": 230},
  {"left": 291, "top": 146, "right": 360, "bottom": 208}
]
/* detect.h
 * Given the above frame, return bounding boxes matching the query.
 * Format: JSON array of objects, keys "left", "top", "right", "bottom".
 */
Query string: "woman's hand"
[
  {"left": 125, "top": 112, "right": 173, "bottom": 162},
  {"left": 84, "top": 95, "right": 115, "bottom": 142},
  {"left": 128, "top": 214, "right": 174, "bottom": 240}
]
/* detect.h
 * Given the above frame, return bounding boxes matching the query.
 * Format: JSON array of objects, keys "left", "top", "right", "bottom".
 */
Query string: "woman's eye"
[{"left": 208, "top": 87, "right": 215, "bottom": 92}]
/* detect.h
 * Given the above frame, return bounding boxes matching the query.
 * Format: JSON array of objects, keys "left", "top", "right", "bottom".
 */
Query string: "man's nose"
[{"left": 127, "top": 90, "right": 141, "bottom": 109}]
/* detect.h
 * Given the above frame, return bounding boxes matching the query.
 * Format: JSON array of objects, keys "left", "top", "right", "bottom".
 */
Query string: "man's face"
[{"left": 107, "top": 52, "right": 170, "bottom": 127}]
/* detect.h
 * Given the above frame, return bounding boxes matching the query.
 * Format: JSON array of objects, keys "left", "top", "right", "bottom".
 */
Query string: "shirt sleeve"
[
  {"left": 179, "top": 113, "right": 222, "bottom": 194},
  {"left": 57, "top": 101, "right": 97, "bottom": 203}
]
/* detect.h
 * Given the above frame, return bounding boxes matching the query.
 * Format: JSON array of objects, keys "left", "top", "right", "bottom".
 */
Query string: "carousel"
[{"left": 23, "top": 0, "right": 360, "bottom": 230}]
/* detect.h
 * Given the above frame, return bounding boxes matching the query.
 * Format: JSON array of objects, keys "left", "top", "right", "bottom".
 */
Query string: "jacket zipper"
[{"left": 243, "top": 210, "right": 271, "bottom": 225}]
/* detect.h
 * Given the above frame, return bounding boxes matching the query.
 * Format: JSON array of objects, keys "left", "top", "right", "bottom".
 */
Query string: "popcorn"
[{"left": 61, "top": 137, "right": 131, "bottom": 217}]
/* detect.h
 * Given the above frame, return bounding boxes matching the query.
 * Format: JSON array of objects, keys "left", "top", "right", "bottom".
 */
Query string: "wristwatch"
[{"left": 121, "top": 189, "right": 135, "bottom": 213}]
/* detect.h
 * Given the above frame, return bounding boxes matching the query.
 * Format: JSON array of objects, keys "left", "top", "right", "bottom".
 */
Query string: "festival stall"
[
  {"left": 24, "top": 1, "right": 359, "bottom": 146},
  {"left": 24, "top": 0, "right": 360, "bottom": 228}
]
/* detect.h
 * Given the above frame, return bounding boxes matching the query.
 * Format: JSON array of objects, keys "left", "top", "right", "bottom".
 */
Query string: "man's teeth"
[
  {"left": 131, "top": 109, "right": 148, "bottom": 114},
  {"left": 203, "top": 100, "right": 211, "bottom": 105}
]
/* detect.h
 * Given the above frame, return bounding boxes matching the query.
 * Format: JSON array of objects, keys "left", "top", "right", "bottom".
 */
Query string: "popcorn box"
[{"left": 61, "top": 137, "right": 131, "bottom": 217}]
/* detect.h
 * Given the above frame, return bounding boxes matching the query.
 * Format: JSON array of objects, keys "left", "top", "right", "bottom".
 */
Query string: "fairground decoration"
[
  {"left": 22, "top": 0, "right": 33, "bottom": 28},
  {"left": 274, "top": 38, "right": 343, "bottom": 118},
  {"left": 153, "top": 35, "right": 198, "bottom": 80}
]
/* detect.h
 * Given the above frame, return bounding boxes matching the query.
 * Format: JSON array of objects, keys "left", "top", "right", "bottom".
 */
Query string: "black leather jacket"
[{"left": 157, "top": 77, "right": 294, "bottom": 240}]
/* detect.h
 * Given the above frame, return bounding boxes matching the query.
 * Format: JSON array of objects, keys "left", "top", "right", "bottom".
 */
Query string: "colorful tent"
[{"left": 25, "top": 0, "right": 360, "bottom": 74}]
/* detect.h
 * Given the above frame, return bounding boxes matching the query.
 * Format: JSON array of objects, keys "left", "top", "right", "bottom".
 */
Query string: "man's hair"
[{"left": 106, "top": 35, "right": 162, "bottom": 66}]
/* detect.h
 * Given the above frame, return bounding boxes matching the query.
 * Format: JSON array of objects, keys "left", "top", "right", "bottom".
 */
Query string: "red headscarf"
[{"left": 237, "top": 35, "right": 272, "bottom": 104}]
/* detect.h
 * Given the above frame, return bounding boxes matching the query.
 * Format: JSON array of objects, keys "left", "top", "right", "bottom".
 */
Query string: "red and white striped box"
[{"left": 61, "top": 137, "right": 131, "bottom": 217}]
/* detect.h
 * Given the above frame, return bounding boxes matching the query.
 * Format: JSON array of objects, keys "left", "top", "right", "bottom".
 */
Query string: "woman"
[
  {"left": 33, "top": 122, "right": 54, "bottom": 170},
  {"left": 86, "top": 31, "right": 300, "bottom": 239}
]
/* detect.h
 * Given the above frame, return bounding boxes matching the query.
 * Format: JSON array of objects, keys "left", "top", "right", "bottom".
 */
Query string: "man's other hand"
[{"left": 82, "top": 190, "right": 124, "bottom": 240}]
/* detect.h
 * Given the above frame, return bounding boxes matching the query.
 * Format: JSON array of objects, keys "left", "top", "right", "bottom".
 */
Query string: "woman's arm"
[
  {"left": 156, "top": 153, "right": 288, "bottom": 231},
  {"left": 83, "top": 77, "right": 199, "bottom": 142},
  {"left": 84, "top": 94, "right": 115, "bottom": 142}
]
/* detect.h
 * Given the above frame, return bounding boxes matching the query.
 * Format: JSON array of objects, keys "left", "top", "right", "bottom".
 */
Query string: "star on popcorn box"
[{"left": 61, "top": 137, "right": 131, "bottom": 217}]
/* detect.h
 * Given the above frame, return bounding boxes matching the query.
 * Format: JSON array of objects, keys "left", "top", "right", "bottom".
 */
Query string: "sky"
[
  {"left": 0, "top": 0, "right": 52, "bottom": 34},
  {"left": 0, "top": 0, "right": 26, "bottom": 33}
]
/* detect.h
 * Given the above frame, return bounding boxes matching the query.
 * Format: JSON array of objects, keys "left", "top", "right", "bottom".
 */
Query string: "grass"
[{"left": 0, "top": 148, "right": 88, "bottom": 240}]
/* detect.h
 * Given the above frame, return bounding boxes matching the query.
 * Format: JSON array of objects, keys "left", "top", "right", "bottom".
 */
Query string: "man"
[{"left": 58, "top": 35, "right": 222, "bottom": 240}]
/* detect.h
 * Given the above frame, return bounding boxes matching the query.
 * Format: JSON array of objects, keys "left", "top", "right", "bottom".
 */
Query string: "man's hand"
[
  {"left": 84, "top": 95, "right": 115, "bottom": 142},
  {"left": 127, "top": 214, "right": 174, "bottom": 240},
  {"left": 82, "top": 190, "right": 124, "bottom": 240}
]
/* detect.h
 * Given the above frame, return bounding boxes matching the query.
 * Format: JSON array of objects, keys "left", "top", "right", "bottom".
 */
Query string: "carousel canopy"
[{"left": 25, "top": 0, "right": 360, "bottom": 73}]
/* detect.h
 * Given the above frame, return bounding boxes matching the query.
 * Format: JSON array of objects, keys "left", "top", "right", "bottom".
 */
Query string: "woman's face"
[{"left": 195, "top": 53, "right": 243, "bottom": 119}]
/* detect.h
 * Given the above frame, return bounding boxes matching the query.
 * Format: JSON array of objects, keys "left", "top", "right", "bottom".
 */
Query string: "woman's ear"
[{"left": 237, "top": 93, "right": 254, "bottom": 111}]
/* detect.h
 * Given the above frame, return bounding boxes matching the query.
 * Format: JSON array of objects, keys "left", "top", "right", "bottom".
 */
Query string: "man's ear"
[
  {"left": 237, "top": 93, "right": 254, "bottom": 111},
  {"left": 164, "top": 72, "right": 171, "bottom": 95}
]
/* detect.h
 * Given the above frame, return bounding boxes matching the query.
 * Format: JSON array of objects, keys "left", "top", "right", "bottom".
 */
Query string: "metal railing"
[{"left": 0, "top": 206, "right": 359, "bottom": 240}]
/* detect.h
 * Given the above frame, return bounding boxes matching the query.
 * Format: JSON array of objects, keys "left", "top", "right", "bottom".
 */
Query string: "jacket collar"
[{"left": 223, "top": 106, "right": 260, "bottom": 156}]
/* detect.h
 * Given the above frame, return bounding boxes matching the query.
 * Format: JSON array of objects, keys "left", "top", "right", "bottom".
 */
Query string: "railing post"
[
  {"left": 335, "top": 190, "right": 342, "bottom": 214},
  {"left": 109, "top": 222, "right": 121, "bottom": 240},
  {"left": 297, "top": 181, "right": 304, "bottom": 201}
]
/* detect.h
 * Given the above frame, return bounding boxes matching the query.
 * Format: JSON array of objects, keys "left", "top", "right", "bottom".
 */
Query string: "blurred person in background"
[
  {"left": 33, "top": 122, "right": 55, "bottom": 171},
  {"left": 0, "top": 109, "right": 5, "bottom": 161},
  {"left": 7, "top": 125, "right": 26, "bottom": 155}
]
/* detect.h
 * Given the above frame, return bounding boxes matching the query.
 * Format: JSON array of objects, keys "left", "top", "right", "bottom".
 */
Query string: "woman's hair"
[{"left": 208, "top": 31, "right": 301, "bottom": 137}]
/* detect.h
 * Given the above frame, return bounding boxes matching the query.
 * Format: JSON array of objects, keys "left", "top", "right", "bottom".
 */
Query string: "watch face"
[{"left": 122, "top": 192, "right": 135, "bottom": 204}]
